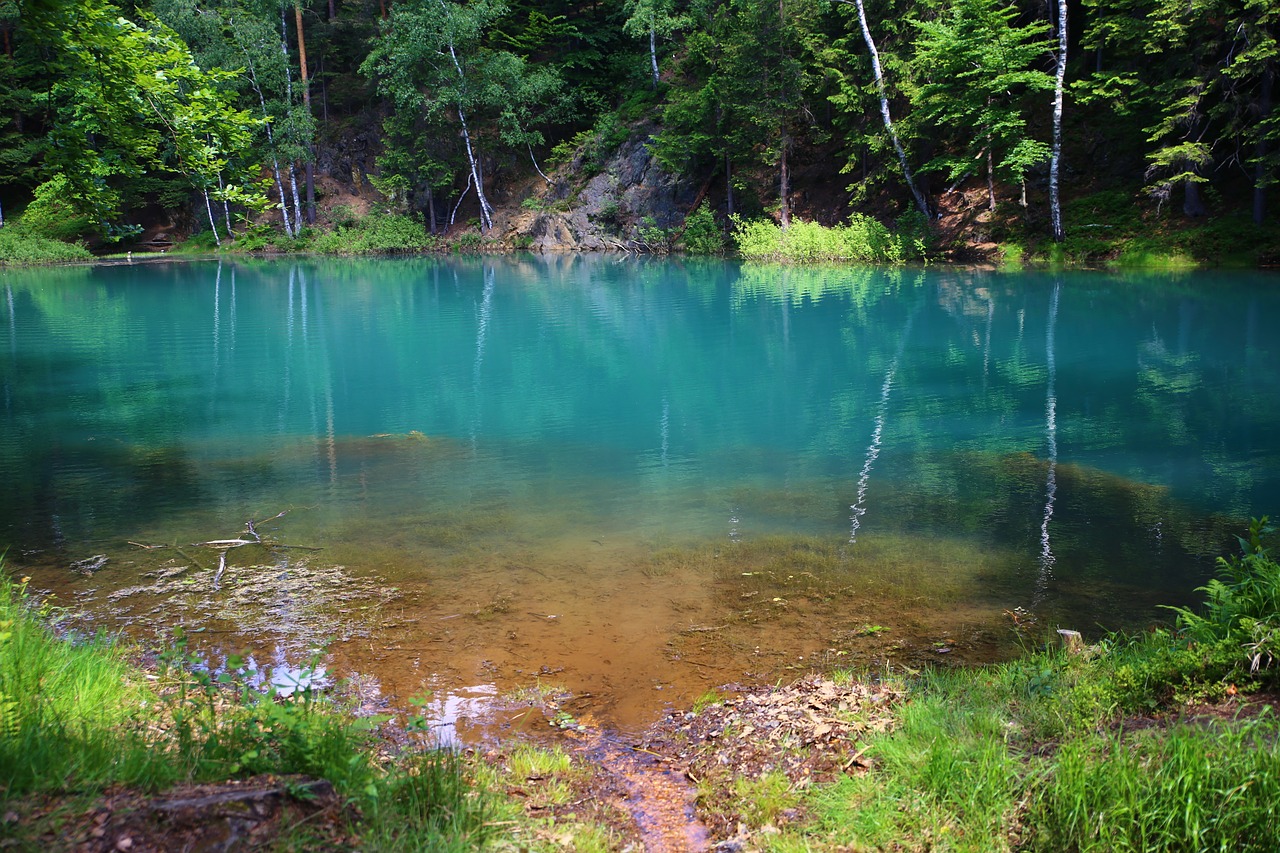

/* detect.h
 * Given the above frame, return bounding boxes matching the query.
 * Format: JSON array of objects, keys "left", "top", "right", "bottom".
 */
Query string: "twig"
[
  {"left": 269, "top": 543, "right": 323, "bottom": 551},
  {"left": 213, "top": 551, "right": 227, "bottom": 591},
  {"left": 128, "top": 541, "right": 168, "bottom": 550},
  {"left": 194, "top": 539, "right": 255, "bottom": 548}
]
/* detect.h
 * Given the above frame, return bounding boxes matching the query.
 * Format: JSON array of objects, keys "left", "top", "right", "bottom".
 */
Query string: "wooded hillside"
[{"left": 1, "top": 0, "right": 1275, "bottom": 252}]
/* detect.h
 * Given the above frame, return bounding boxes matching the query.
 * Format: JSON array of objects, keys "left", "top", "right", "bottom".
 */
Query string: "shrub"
[
  {"left": 310, "top": 214, "right": 439, "bottom": 255},
  {"left": 17, "top": 176, "right": 94, "bottom": 241},
  {"left": 732, "top": 214, "right": 925, "bottom": 264},
  {"left": 0, "top": 227, "right": 92, "bottom": 265},
  {"left": 681, "top": 202, "right": 724, "bottom": 255},
  {"left": 1164, "top": 517, "right": 1280, "bottom": 678}
]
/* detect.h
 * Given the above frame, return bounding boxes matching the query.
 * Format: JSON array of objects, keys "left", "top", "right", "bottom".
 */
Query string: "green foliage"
[
  {"left": 680, "top": 201, "right": 724, "bottom": 255},
  {"left": 0, "top": 571, "right": 171, "bottom": 794},
  {"left": 0, "top": 565, "right": 494, "bottom": 847},
  {"left": 21, "top": 0, "right": 265, "bottom": 230},
  {"left": 0, "top": 228, "right": 93, "bottom": 266},
  {"left": 1027, "top": 720, "right": 1280, "bottom": 852},
  {"left": 909, "top": 0, "right": 1053, "bottom": 187},
  {"left": 635, "top": 215, "right": 673, "bottom": 252},
  {"left": 13, "top": 177, "right": 94, "bottom": 241},
  {"left": 1164, "top": 517, "right": 1280, "bottom": 677},
  {"left": 732, "top": 214, "right": 926, "bottom": 264},
  {"left": 310, "top": 214, "right": 440, "bottom": 255}
]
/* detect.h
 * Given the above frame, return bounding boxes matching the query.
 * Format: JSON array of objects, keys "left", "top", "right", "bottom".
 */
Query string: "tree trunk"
[
  {"left": 1049, "top": 0, "right": 1067, "bottom": 242},
  {"left": 1255, "top": 66, "right": 1273, "bottom": 225},
  {"left": 1, "top": 198, "right": 5, "bottom": 229},
  {"left": 779, "top": 135, "right": 791, "bottom": 229},
  {"left": 987, "top": 144, "right": 996, "bottom": 212},
  {"left": 1183, "top": 179, "right": 1206, "bottom": 217},
  {"left": 427, "top": 186, "right": 437, "bottom": 235},
  {"left": 217, "top": 172, "right": 235, "bottom": 236},
  {"left": 289, "top": 163, "right": 303, "bottom": 233},
  {"left": 295, "top": 2, "right": 316, "bottom": 225},
  {"left": 649, "top": 22, "right": 659, "bottom": 89},
  {"left": 203, "top": 189, "right": 222, "bottom": 246},
  {"left": 725, "top": 152, "right": 735, "bottom": 217},
  {"left": 447, "top": 39, "right": 494, "bottom": 231},
  {"left": 244, "top": 55, "right": 294, "bottom": 237},
  {"left": 328, "top": 0, "right": 336, "bottom": 20},
  {"left": 281, "top": 7, "right": 304, "bottom": 230},
  {"left": 851, "top": 0, "right": 929, "bottom": 219}
]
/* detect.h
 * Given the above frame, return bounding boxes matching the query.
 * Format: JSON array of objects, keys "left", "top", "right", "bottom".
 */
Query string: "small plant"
[
  {"left": 692, "top": 689, "right": 724, "bottom": 713},
  {"left": 635, "top": 215, "right": 672, "bottom": 253},
  {"left": 328, "top": 203, "right": 358, "bottom": 228},
  {"left": 1164, "top": 517, "right": 1280, "bottom": 677},
  {"left": 732, "top": 770, "right": 798, "bottom": 828}
]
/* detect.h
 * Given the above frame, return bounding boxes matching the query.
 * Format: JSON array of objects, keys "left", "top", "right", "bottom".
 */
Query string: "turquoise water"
[{"left": 3, "top": 256, "right": 1278, "bottom": 727}]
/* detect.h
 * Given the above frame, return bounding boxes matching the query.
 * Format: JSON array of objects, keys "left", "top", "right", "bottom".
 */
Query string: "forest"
[{"left": 0, "top": 0, "right": 1276, "bottom": 261}]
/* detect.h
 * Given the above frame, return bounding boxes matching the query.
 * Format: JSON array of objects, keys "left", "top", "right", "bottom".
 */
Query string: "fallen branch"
[{"left": 212, "top": 551, "right": 228, "bottom": 591}]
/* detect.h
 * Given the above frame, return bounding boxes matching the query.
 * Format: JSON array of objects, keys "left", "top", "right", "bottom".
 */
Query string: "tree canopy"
[{"left": 1, "top": 0, "right": 1275, "bottom": 240}]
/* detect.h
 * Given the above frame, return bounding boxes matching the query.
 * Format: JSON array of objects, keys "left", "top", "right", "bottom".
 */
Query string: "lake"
[{"left": 2, "top": 255, "right": 1277, "bottom": 735}]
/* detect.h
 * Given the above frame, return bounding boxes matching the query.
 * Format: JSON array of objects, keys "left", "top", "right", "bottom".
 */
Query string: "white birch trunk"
[
  {"left": 649, "top": 22, "right": 659, "bottom": 89},
  {"left": 217, "top": 172, "right": 235, "bottom": 236},
  {"left": 282, "top": 6, "right": 305, "bottom": 232},
  {"left": 1049, "top": 0, "right": 1067, "bottom": 242},
  {"left": 203, "top": 189, "right": 222, "bottom": 246},
  {"left": 447, "top": 39, "right": 494, "bottom": 232},
  {"left": 779, "top": 136, "right": 791, "bottom": 229},
  {"left": 289, "top": 163, "right": 304, "bottom": 234},
  {"left": 244, "top": 56, "right": 295, "bottom": 237},
  {"left": 852, "top": 0, "right": 929, "bottom": 219}
]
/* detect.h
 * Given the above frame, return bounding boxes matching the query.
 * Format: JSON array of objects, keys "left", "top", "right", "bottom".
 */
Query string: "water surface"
[{"left": 2, "top": 256, "right": 1277, "bottom": 733}]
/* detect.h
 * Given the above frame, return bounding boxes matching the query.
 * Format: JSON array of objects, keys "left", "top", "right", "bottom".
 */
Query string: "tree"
[
  {"left": 845, "top": 0, "right": 930, "bottom": 218},
  {"left": 909, "top": 0, "right": 1052, "bottom": 211},
  {"left": 622, "top": 0, "right": 691, "bottom": 89},
  {"left": 658, "top": 0, "right": 820, "bottom": 228},
  {"left": 20, "top": 0, "right": 265, "bottom": 233},
  {"left": 1079, "top": 0, "right": 1277, "bottom": 223},
  {"left": 363, "top": 0, "right": 562, "bottom": 232},
  {"left": 1049, "top": 0, "right": 1066, "bottom": 240}
]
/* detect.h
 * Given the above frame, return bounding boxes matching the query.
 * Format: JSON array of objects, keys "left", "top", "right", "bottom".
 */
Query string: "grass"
[
  {"left": 0, "top": 567, "right": 498, "bottom": 849},
  {"left": 767, "top": 522, "right": 1280, "bottom": 851},
  {"left": 996, "top": 188, "right": 1280, "bottom": 269}
]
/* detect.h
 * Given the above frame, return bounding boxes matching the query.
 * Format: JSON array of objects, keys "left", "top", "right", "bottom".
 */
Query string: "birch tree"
[
  {"left": 909, "top": 0, "right": 1052, "bottom": 211},
  {"left": 363, "top": 0, "right": 560, "bottom": 232},
  {"left": 622, "top": 0, "right": 691, "bottom": 90},
  {"left": 1049, "top": 0, "right": 1066, "bottom": 241}
]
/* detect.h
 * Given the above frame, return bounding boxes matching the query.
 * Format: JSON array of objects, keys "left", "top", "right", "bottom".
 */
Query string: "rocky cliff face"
[{"left": 498, "top": 127, "right": 699, "bottom": 252}]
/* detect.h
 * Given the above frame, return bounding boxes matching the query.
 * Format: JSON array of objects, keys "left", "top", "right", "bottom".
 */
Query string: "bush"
[
  {"left": 16, "top": 176, "right": 94, "bottom": 241},
  {"left": 310, "top": 213, "right": 439, "bottom": 255},
  {"left": 0, "top": 227, "right": 92, "bottom": 265},
  {"left": 681, "top": 202, "right": 724, "bottom": 255},
  {"left": 732, "top": 214, "right": 926, "bottom": 264}
]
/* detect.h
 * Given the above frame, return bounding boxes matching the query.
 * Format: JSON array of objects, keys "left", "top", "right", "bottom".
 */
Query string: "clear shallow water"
[{"left": 2, "top": 256, "right": 1278, "bottom": 732}]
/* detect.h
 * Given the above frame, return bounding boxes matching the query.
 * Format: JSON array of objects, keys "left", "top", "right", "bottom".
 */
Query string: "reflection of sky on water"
[{"left": 421, "top": 684, "right": 499, "bottom": 748}]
